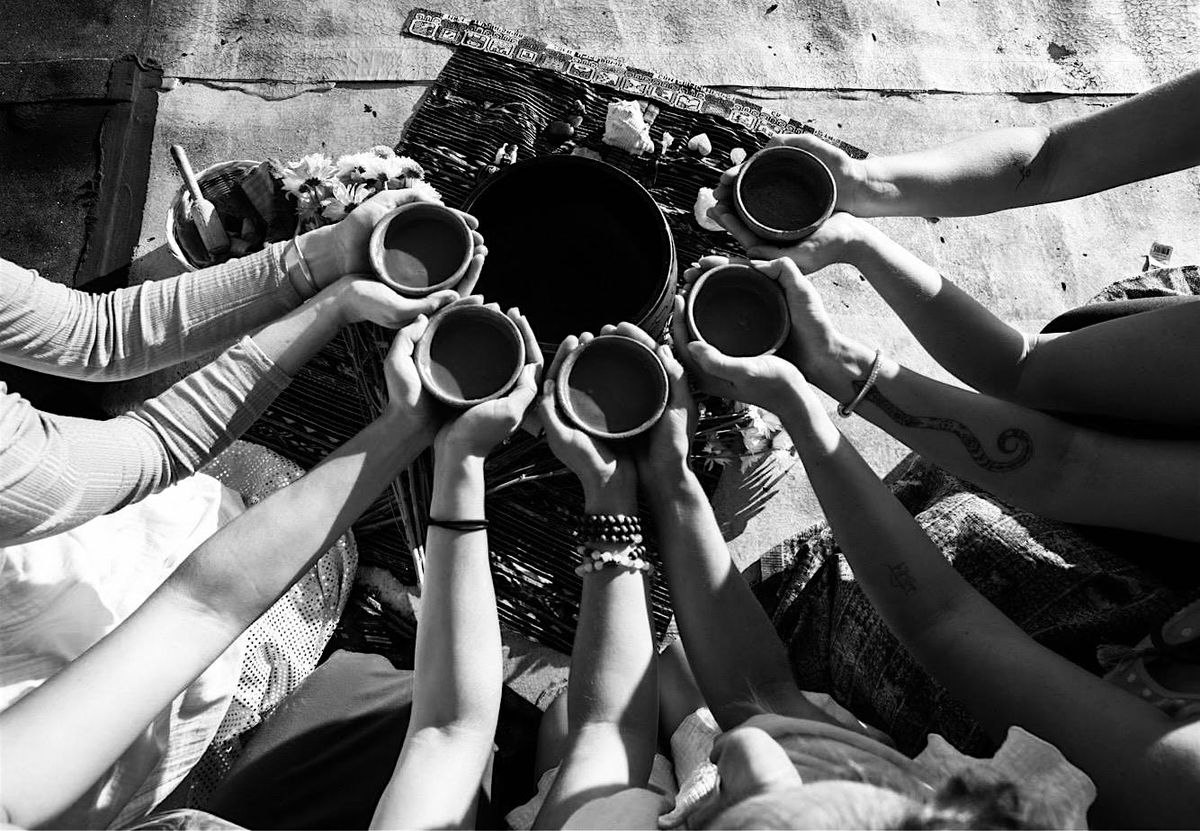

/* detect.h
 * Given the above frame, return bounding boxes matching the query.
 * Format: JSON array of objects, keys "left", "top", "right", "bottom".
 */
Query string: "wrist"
[
  {"left": 430, "top": 453, "right": 486, "bottom": 517},
  {"left": 296, "top": 226, "right": 343, "bottom": 289},
  {"left": 582, "top": 470, "right": 637, "bottom": 514},
  {"left": 808, "top": 334, "right": 876, "bottom": 399},
  {"left": 378, "top": 405, "right": 438, "bottom": 451}
]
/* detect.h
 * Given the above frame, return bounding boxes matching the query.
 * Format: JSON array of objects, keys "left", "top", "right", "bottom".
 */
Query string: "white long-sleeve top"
[{"left": 0, "top": 244, "right": 300, "bottom": 544}]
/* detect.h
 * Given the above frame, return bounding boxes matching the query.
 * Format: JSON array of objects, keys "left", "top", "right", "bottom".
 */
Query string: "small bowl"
[
  {"left": 556, "top": 334, "right": 669, "bottom": 440},
  {"left": 416, "top": 304, "right": 526, "bottom": 408},
  {"left": 369, "top": 202, "right": 474, "bottom": 297},
  {"left": 734, "top": 146, "right": 837, "bottom": 242},
  {"left": 686, "top": 264, "right": 790, "bottom": 358}
]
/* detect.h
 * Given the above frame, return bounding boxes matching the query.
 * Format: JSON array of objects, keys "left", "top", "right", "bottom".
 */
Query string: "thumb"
[{"left": 689, "top": 342, "right": 748, "bottom": 382}]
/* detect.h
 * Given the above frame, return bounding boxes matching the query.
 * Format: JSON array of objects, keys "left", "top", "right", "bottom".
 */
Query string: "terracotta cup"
[
  {"left": 556, "top": 334, "right": 669, "bottom": 440},
  {"left": 734, "top": 146, "right": 837, "bottom": 242},
  {"left": 369, "top": 202, "right": 474, "bottom": 297},
  {"left": 416, "top": 303, "right": 526, "bottom": 408},
  {"left": 686, "top": 264, "right": 790, "bottom": 358}
]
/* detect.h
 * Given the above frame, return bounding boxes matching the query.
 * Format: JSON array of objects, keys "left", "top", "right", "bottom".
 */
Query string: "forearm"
[
  {"left": 0, "top": 245, "right": 303, "bottom": 381},
  {"left": 643, "top": 470, "right": 794, "bottom": 729},
  {"left": 0, "top": 409, "right": 432, "bottom": 828},
  {"left": 855, "top": 125, "right": 1054, "bottom": 217},
  {"left": 0, "top": 339, "right": 290, "bottom": 544},
  {"left": 408, "top": 454, "right": 503, "bottom": 734},
  {"left": 845, "top": 221, "right": 1030, "bottom": 396},
  {"left": 567, "top": 482, "right": 657, "bottom": 755},
  {"left": 778, "top": 390, "right": 1200, "bottom": 828}
]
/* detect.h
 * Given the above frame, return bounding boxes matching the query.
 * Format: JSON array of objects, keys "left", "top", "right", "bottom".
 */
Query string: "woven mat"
[{"left": 251, "top": 13, "right": 866, "bottom": 655}]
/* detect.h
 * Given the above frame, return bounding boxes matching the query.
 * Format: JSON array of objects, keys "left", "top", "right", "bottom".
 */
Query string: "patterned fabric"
[
  {"left": 149, "top": 442, "right": 357, "bottom": 821},
  {"left": 754, "top": 454, "right": 1193, "bottom": 757}
]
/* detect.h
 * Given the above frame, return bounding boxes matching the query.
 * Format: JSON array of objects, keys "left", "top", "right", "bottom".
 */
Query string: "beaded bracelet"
[
  {"left": 575, "top": 513, "right": 644, "bottom": 545},
  {"left": 574, "top": 547, "right": 656, "bottom": 578}
]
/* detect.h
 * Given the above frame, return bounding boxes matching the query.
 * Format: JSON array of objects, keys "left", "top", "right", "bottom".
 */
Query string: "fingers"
[
  {"left": 765, "top": 132, "right": 836, "bottom": 160},
  {"left": 669, "top": 295, "right": 700, "bottom": 375},
  {"left": 447, "top": 208, "right": 481, "bottom": 230},
  {"left": 747, "top": 257, "right": 804, "bottom": 282},
  {"left": 456, "top": 253, "right": 485, "bottom": 297},
  {"left": 388, "top": 314, "right": 429, "bottom": 362},
  {"left": 510, "top": 308, "right": 544, "bottom": 369},
  {"left": 546, "top": 335, "right": 579, "bottom": 386},
  {"left": 745, "top": 244, "right": 786, "bottom": 261},
  {"left": 613, "top": 322, "right": 656, "bottom": 349},
  {"left": 688, "top": 341, "right": 742, "bottom": 381},
  {"left": 447, "top": 294, "right": 484, "bottom": 309},
  {"left": 709, "top": 204, "right": 761, "bottom": 251},
  {"left": 682, "top": 254, "right": 733, "bottom": 285},
  {"left": 538, "top": 375, "right": 573, "bottom": 442}
]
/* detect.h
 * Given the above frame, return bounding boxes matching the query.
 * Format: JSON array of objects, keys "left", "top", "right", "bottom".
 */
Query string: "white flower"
[
  {"left": 336, "top": 152, "right": 381, "bottom": 183},
  {"left": 279, "top": 153, "right": 338, "bottom": 198},
  {"left": 371, "top": 145, "right": 396, "bottom": 159},
  {"left": 397, "top": 179, "right": 442, "bottom": 203},
  {"left": 379, "top": 154, "right": 426, "bottom": 185},
  {"left": 321, "top": 181, "right": 375, "bottom": 222}
]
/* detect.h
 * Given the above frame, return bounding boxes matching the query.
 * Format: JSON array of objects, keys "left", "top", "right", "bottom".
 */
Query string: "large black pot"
[{"left": 464, "top": 155, "right": 677, "bottom": 351}]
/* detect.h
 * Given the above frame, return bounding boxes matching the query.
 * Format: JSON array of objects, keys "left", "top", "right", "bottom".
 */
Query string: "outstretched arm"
[
  {"left": 752, "top": 69, "right": 1200, "bottom": 218},
  {"left": 631, "top": 316, "right": 838, "bottom": 733},
  {"left": 0, "top": 188, "right": 457, "bottom": 380},
  {"left": 532, "top": 330, "right": 659, "bottom": 829},
  {"left": 772, "top": 381, "right": 1200, "bottom": 829},
  {"left": 0, "top": 321, "right": 441, "bottom": 830},
  {"left": 0, "top": 272, "right": 470, "bottom": 544},
  {"left": 372, "top": 307, "right": 542, "bottom": 831}
]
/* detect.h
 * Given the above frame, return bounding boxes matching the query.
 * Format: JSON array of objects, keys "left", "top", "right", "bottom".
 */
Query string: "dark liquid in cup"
[
  {"left": 740, "top": 157, "right": 833, "bottom": 232},
  {"left": 428, "top": 313, "right": 520, "bottom": 400},
  {"left": 566, "top": 340, "right": 663, "bottom": 435},
  {"left": 693, "top": 279, "right": 784, "bottom": 357},
  {"left": 382, "top": 216, "right": 465, "bottom": 289}
]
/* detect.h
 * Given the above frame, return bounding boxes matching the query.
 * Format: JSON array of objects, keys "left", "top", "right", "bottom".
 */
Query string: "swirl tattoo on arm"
[{"left": 856, "top": 383, "right": 1034, "bottom": 473}]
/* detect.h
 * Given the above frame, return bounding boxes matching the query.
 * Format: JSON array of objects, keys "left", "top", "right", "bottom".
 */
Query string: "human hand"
[
  {"left": 539, "top": 331, "right": 637, "bottom": 513},
  {"left": 708, "top": 169, "right": 867, "bottom": 273},
  {"left": 381, "top": 316, "right": 444, "bottom": 441},
  {"left": 673, "top": 269, "right": 810, "bottom": 413},
  {"left": 594, "top": 316, "right": 698, "bottom": 489},
  {"left": 298, "top": 186, "right": 486, "bottom": 293},
  {"left": 325, "top": 275, "right": 459, "bottom": 328},
  {"left": 763, "top": 132, "right": 870, "bottom": 213},
  {"left": 434, "top": 308, "right": 543, "bottom": 460},
  {"left": 682, "top": 255, "right": 858, "bottom": 392}
]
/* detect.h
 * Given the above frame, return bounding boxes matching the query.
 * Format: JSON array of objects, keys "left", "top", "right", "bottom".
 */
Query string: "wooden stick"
[{"left": 170, "top": 144, "right": 230, "bottom": 259}]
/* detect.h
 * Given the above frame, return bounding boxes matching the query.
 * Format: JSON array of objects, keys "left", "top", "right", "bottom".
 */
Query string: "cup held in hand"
[
  {"left": 686, "top": 263, "right": 790, "bottom": 358},
  {"left": 369, "top": 202, "right": 474, "bottom": 297},
  {"left": 556, "top": 334, "right": 669, "bottom": 440},
  {"left": 734, "top": 146, "right": 837, "bottom": 242},
  {"left": 416, "top": 304, "right": 526, "bottom": 408}
]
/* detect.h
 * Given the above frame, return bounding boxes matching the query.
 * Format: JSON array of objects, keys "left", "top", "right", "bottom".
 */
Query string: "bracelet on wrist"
[
  {"left": 574, "top": 513, "right": 644, "bottom": 545},
  {"left": 285, "top": 235, "right": 320, "bottom": 298},
  {"left": 428, "top": 517, "right": 489, "bottom": 533},
  {"left": 574, "top": 543, "right": 655, "bottom": 577},
  {"left": 837, "top": 349, "right": 883, "bottom": 418}
]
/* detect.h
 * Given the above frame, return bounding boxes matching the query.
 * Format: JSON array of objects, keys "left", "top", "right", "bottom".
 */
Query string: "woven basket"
[{"left": 165, "top": 159, "right": 260, "bottom": 271}]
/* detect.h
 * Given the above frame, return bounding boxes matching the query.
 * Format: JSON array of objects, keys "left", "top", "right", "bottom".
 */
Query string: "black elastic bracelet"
[{"left": 428, "top": 517, "right": 489, "bottom": 532}]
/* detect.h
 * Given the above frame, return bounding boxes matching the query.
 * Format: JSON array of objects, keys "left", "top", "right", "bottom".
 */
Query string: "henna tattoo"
[
  {"left": 887, "top": 562, "right": 918, "bottom": 595},
  {"left": 856, "top": 383, "right": 1034, "bottom": 473}
]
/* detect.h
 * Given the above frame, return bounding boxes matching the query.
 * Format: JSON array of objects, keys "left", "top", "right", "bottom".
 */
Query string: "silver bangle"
[
  {"left": 288, "top": 235, "right": 320, "bottom": 297},
  {"left": 837, "top": 349, "right": 883, "bottom": 418}
]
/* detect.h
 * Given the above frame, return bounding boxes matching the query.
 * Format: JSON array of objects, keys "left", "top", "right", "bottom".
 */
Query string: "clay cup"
[
  {"left": 416, "top": 303, "right": 526, "bottom": 408},
  {"left": 686, "top": 263, "right": 790, "bottom": 358},
  {"left": 556, "top": 334, "right": 669, "bottom": 440},
  {"left": 734, "top": 146, "right": 837, "bottom": 242},
  {"left": 369, "top": 202, "right": 474, "bottom": 297}
]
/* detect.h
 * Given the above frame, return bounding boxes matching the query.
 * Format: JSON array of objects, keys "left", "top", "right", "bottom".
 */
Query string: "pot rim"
[
  {"left": 733, "top": 146, "right": 837, "bottom": 242},
  {"left": 415, "top": 302, "right": 526, "bottom": 408},
  {"left": 685, "top": 263, "right": 791, "bottom": 357},
  {"left": 369, "top": 201, "right": 474, "bottom": 297},
  {"left": 555, "top": 333, "right": 669, "bottom": 440}
]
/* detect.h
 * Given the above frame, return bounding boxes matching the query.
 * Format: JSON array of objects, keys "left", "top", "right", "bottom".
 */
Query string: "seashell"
[
  {"left": 602, "top": 100, "right": 654, "bottom": 156},
  {"left": 694, "top": 187, "right": 723, "bottom": 231},
  {"left": 571, "top": 147, "right": 603, "bottom": 161},
  {"left": 688, "top": 133, "right": 713, "bottom": 156},
  {"left": 660, "top": 131, "right": 676, "bottom": 154},
  {"left": 730, "top": 147, "right": 747, "bottom": 165},
  {"left": 568, "top": 114, "right": 584, "bottom": 128},
  {"left": 571, "top": 98, "right": 587, "bottom": 114}
]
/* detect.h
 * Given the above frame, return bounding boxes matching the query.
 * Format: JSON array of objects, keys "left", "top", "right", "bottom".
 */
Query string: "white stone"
[{"left": 694, "top": 187, "right": 723, "bottom": 231}]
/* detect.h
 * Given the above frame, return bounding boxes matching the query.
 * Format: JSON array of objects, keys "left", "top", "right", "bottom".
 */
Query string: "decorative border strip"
[{"left": 403, "top": 7, "right": 853, "bottom": 149}]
